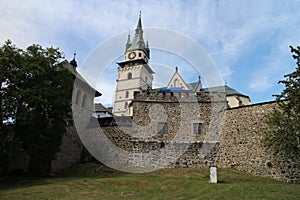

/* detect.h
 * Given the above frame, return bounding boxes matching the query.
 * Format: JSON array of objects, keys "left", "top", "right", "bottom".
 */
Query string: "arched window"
[
  {"left": 81, "top": 94, "right": 87, "bottom": 108},
  {"left": 174, "top": 79, "right": 179, "bottom": 87},
  {"left": 75, "top": 90, "right": 82, "bottom": 105},
  {"left": 125, "top": 91, "right": 129, "bottom": 98},
  {"left": 128, "top": 72, "right": 132, "bottom": 79},
  {"left": 124, "top": 102, "right": 128, "bottom": 109}
]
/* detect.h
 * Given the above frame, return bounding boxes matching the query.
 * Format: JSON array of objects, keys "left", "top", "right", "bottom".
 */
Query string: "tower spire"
[
  {"left": 126, "top": 30, "right": 131, "bottom": 50},
  {"left": 135, "top": 11, "right": 143, "bottom": 34},
  {"left": 126, "top": 12, "right": 148, "bottom": 57},
  {"left": 70, "top": 52, "right": 77, "bottom": 68}
]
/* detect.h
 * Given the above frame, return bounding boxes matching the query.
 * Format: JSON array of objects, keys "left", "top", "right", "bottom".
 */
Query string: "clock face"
[{"left": 128, "top": 52, "right": 136, "bottom": 59}]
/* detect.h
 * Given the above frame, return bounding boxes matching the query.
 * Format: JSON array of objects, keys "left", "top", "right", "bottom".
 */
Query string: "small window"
[
  {"left": 157, "top": 122, "right": 167, "bottom": 135},
  {"left": 128, "top": 72, "right": 132, "bottom": 79},
  {"left": 193, "top": 123, "right": 202, "bottom": 134},
  {"left": 125, "top": 91, "right": 129, "bottom": 98},
  {"left": 139, "top": 53, "right": 142, "bottom": 57},
  {"left": 75, "top": 90, "right": 82, "bottom": 105},
  {"left": 124, "top": 102, "right": 128, "bottom": 109},
  {"left": 145, "top": 76, "right": 148, "bottom": 82},
  {"left": 174, "top": 79, "right": 179, "bottom": 87}
]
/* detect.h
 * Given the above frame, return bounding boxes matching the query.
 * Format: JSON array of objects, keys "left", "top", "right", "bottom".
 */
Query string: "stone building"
[
  {"left": 92, "top": 103, "right": 113, "bottom": 118},
  {"left": 100, "top": 91, "right": 299, "bottom": 182},
  {"left": 166, "top": 66, "right": 252, "bottom": 108},
  {"left": 113, "top": 15, "right": 251, "bottom": 117},
  {"left": 50, "top": 15, "right": 299, "bottom": 183},
  {"left": 104, "top": 14, "right": 298, "bottom": 182},
  {"left": 114, "top": 14, "right": 154, "bottom": 116},
  {"left": 50, "top": 56, "right": 102, "bottom": 173}
]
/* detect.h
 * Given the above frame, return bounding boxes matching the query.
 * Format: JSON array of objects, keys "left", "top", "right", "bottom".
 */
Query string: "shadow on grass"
[
  {"left": 55, "top": 162, "right": 128, "bottom": 178},
  {"left": 0, "top": 176, "right": 51, "bottom": 191},
  {"left": 0, "top": 162, "right": 127, "bottom": 191},
  {"left": 217, "top": 180, "right": 226, "bottom": 184},
  {"left": 0, "top": 163, "right": 279, "bottom": 193}
]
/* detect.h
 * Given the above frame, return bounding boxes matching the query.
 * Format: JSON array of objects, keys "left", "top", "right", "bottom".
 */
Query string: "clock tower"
[{"left": 114, "top": 14, "right": 154, "bottom": 116}]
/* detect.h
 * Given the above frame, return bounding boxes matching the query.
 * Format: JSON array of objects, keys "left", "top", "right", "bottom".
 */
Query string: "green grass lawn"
[{"left": 0, "top": 163, "right": 299, "bottom": 200}]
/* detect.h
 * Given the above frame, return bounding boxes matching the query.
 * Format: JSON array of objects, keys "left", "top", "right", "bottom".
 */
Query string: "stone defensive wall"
[
  {"left": 219, "top": 102, "right": 299, "bottom": 183},
  {"left": 52, "top": 90, "right": 299, "bottom": 183}
]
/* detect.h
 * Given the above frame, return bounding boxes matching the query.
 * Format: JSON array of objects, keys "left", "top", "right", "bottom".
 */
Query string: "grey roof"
[
  {"left": 125, "top": 14, "right": 149, "bottom": 57},
  {"left": 94, "top": 103, "right": 112, "bottom": 114},
  {"left": 201, "top": 85, "right": 249, "bottom": 97},
  {"left": 153, "top": 84, "right": 248, "bottom": 98},
  {"left": 187, "top": 82, "right": 200, "bottom": 92},
  {"left": 94, "top": 103, "right": 106, "bottom": 112},
  {"left": 63, "top": 60, "right": 102, "bottom": 97}
]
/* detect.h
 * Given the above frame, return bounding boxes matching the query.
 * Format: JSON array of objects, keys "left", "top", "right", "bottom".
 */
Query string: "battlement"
[{"left": 133, "top": 89, "right": 226, "bottom": 103}]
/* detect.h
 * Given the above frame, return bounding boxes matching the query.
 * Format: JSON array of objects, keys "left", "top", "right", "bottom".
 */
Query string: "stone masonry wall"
[
  {"left": 219, "top": 102, "right": 300, "bottom": 183},
  {"left": 130, "top": 91, "right": 299, "bottom": 182},
  {"left": 53, "top": 90, "right": 299, "bottom": 182}
]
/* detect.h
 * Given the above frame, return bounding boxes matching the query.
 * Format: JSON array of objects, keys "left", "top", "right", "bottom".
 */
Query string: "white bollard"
[{"left": 209, "top": 166, "right": 217, "bottom": 183}]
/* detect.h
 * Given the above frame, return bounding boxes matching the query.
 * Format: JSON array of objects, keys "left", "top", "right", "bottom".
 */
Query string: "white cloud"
[
  {"left": 1, "top": 0, "right": 300, "bottom": 104},
  {"left": 249, "top": 76, "right": 273, "bottom": 92}
]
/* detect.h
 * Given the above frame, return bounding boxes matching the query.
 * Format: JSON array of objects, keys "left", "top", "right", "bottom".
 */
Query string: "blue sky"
[{"left": 1, "top": 0, "right": 300, "bottom": 107}]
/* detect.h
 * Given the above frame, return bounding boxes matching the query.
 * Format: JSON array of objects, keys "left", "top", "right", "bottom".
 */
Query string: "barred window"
[
  {"left": 193, "top": 123, "right": 202, "bottom": 134},
  {"left": 158, "top": 122, "right": 167, "bottom": 135}
]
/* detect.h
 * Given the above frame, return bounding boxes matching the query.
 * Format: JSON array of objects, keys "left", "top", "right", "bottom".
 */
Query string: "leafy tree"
[
  {"left": 264, "top": 46, "right": 300, "bottom": 161},
  {"left": 0, "top": 40, "right": 73, "bottom": 175},
  {"left": 0, "top": 40, "right": 24, "bottom": 174},
  {"left": 17, "top": 44, "right": 73, "bottom": 176}
]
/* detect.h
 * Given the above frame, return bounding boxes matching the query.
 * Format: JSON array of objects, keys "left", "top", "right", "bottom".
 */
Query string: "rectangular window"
[
  {"left": 157, "top": 122, "right": 167, "bottom": 135},
  {"left": 193, "top": 123, "right": 202, "bottom": 134}
]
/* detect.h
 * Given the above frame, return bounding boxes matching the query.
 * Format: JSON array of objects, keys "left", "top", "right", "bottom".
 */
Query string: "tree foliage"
[
  {"left": 0, "top": 40, "right": 73, "bottom": 175},
  {"left": 264, "top": 46, "right": 300, "bottom": 161},
  {"left": 0, "top": 40, "right": 24, "bottom": 174}
]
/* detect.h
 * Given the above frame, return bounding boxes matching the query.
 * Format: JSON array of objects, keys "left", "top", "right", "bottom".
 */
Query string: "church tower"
[{"left": 114, "top": 14, "right": 154, "bottom": 116}]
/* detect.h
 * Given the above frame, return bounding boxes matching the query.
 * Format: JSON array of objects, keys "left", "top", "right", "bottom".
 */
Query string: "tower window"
[
  {"left": 128, "top": 72, "right": 132, "bottom": 79},
  {"left": 145, "top": 76, "right": 148, "bottom": 82},
  {"left": 139, "top": 52, "right": 142, "bottom": 57},
  {"left": 124, "top": 102, "right": 128, "bottom": 109},
  {"left": 125, "top": 91, "right": 129, "bottom": 98}
]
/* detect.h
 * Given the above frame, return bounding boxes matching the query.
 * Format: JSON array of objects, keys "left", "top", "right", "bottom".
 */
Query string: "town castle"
[{"left": 49, "top": 15, "right": 299, "bottom": 182}]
